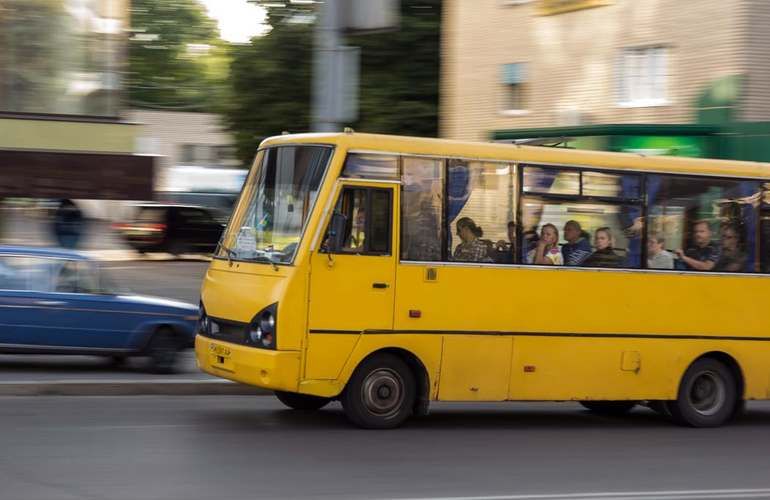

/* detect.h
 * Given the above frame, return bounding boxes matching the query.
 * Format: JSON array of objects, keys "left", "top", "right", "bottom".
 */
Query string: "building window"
[
  {"left": 500, "top": 63, "right": 528, "bottom": 112},
  {"left": 618, "top": 46, "right": 668, "bottom": 107}
]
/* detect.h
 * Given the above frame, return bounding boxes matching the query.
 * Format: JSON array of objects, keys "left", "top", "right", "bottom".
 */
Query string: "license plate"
[{"left": 209, "top": 342, "right": 231, "bottom": 358}]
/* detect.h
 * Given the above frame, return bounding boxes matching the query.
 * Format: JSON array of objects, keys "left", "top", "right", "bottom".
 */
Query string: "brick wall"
[{"left": 441, "top": 0, "right": 749, "bottom": 141}]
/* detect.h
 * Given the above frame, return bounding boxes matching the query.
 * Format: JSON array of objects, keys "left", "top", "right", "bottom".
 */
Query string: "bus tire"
[
  {"left": 579, "top": 401, "right": 637, "bottom": 415},
  {"left": 666, "top": 357, "right": 738, "bottom": 428},
  {"left": 341, "top": 353, "right": 416, "bottom": 429},
  {"left": 274, "top": 391, "right": 331, "bottom": 411}
]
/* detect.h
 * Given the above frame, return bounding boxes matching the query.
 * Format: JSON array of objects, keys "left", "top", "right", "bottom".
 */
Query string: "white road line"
[{"left": 392, "top": 488, "right": 770, "bottom": 500}]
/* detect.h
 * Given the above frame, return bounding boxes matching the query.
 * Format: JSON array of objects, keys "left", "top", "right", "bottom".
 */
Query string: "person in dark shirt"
[
  {"left": 493, "top": 221, "right": 516, "bottom": 263},
  {"left": 561, "top": 220, "right": 592, "bottom": 266},
  {"left": 714, "top": 223, "right": 746, "bottom": 272},
  {"left": 583, "top": 227, "right": 624, "bottom": 268},
  {"left": 676, "top": 220, "right": 719, "bottom": 271}
]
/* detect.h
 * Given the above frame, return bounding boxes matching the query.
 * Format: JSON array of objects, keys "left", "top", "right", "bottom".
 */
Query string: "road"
[
  {"left": 0, "top": 261, "right": 210, "bottom": 382},
  {"left": 1, "top": 397, "right": 770, "bottom": 500}
]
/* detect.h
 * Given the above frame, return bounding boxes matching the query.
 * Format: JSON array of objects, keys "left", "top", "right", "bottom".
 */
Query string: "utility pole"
[{"left": 312, "top": 0, "right": 343, "bottom": 132}]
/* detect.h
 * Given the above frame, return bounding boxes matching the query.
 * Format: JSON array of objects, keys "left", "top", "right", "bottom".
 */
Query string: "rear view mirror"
[{"left": 326, "top": 212, "right": 348, "bottom": 253}]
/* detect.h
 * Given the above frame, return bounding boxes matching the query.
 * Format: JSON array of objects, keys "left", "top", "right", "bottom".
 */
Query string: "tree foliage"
[
  {"left": 224, "top": 0, "right": 441, "bottom": 164},
  {"left": 128, "top": 0, "right": 229, "bottom": 111},
  {"left": 226, "top": 4, "right": 315, "bottom": 163}
]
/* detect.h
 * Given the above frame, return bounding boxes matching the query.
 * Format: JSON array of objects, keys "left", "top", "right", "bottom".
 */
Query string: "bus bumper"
[{"left": 195, "top": 335, "right": 300, "bottom": 392}]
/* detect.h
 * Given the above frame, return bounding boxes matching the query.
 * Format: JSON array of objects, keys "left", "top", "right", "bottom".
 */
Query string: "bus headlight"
[{"left": 248, "top": 303, "right": 277, "bottom": 349}]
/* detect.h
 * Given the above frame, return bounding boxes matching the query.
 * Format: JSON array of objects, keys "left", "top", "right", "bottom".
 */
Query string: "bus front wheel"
[
  {"left": 341, "top": 353, "right": 416, "bottom": 429},
  {"left": 666, "top": 357, "right": 739, "bottom": 428},
  {"left": 274, "top": 391, "right": 331, "bottom": 411}
]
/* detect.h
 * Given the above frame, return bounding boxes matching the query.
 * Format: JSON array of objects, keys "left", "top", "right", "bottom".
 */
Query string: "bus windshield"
[{"left": 217, "top": 145, "right": 332, "bottom": 265}]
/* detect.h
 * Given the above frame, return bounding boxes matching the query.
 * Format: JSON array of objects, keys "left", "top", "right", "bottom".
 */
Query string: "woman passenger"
[
  {"left": 582, "top": 227, "right": 624, "bottom": 268},
  {"left": 528, "top": 223, "right": 563, "bottom": 265},
  {"left": 453, "top": 217, "right": 492, "bottom": 262}
]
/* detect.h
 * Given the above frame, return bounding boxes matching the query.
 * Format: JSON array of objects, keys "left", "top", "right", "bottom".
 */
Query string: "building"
[
  {"left": 441, "top": 0, "right": 770, "bottom": 160},
  {"left": 0, "top": 0, "right": 152, "bottom": 202},
  {"left": 130, "top": 109, "right": 240, "bottom": 189}
]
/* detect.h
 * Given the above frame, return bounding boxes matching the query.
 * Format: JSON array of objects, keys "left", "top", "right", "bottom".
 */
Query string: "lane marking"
[{"left": 392, "top": 489, "right": 770, "bottom": 500}]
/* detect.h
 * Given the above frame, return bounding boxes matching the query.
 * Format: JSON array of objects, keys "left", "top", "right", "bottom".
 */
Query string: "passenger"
[
  {"left": 346, "top": 205, "right": 366, "bottom": 250},
  {"left": 561, "top": 220, "right": 592, "bottom": 266},
  {"left": 583, "top": 227, "right": 624, "bottom": 268},
  {"left": 675, "top": 220, "right": 719, "bottom": 271},
  {"left": 527, "top": 223, "right": 563, "bottom": 265},
  {"left": 714, "top": 224, "right": 746, "bottom": 272},
  {"left": 453, "top": 217, "right": 492, "bottom": 262},
  {"left": 493, "top": 221, "right": 516, "bottom": 263},
  {"left": 647, "top": 233, "right": 674, "bottom": 269}
]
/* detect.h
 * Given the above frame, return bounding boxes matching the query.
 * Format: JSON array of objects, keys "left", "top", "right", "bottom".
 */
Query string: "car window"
[
  {"left": 178, "top": 209, "right": 212, "bottom": 225},
  {"left": 0, "top": 256, "right": 55, "bottom": 292},
  {"left": 53, "top": 260, "right": 99, "bottom": 294},
  {"left": 136, "top": 207, "right": 166, "bottom": 223}
]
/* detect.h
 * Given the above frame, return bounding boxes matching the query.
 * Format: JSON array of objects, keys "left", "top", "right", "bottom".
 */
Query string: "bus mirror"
[{"left": 327, "top": 212, "right": 348, "bottom": 253}]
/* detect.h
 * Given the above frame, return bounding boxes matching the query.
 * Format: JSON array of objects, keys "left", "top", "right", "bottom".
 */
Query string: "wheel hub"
[
  {"left": 362, "top": 368, "right": 404, "bottom": 417},
  {"left": 688, "top": 371, "right": 726, "bottom": 416}
]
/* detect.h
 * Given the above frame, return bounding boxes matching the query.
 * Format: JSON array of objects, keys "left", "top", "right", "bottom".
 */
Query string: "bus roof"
[{"left": 260, "top": 132, "right": 770, "bottom": 180}]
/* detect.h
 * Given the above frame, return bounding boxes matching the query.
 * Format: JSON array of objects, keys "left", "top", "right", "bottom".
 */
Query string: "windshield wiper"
[
  {"left": 253, "top": 252, "right": 279, "bottom": 272},
  {"left": 218, "top": 241, "right": 237, "bottom": 267}
]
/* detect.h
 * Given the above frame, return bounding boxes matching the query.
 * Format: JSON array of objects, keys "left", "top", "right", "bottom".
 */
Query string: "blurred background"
[{"left": 3, "top": 0, "right": 770, "bottom": 252}]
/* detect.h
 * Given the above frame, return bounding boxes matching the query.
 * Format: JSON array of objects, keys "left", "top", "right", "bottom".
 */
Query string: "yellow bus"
[{"left": 196, "top": 132, "right": 770, "bottom": 429}]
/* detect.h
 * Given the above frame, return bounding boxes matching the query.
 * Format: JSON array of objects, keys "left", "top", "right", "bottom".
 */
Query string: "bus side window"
[{"left": 324, "top": 187, "right": 392, "bottom": 255}]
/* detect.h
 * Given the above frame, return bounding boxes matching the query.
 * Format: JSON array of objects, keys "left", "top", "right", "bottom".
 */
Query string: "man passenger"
[
  {"left": 647, "top": 233, "right": 674, "bottom": 269},
  {"left": 675, "top": 220, "right": 719, "bottom": 271},
  {"left": 561, "top": 220, "right": 592, "bottom": 266}
]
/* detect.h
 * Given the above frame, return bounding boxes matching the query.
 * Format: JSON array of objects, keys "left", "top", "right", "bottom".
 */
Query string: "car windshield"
[{"left": 217, "top": 145, "right": 332, "bottom": 265}]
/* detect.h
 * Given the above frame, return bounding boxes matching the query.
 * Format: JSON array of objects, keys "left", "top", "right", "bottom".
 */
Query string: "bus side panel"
[
  {"left": 394, "top": 264, "right": 770, "bottom": 402},
  {"left": 438, "top": 335, "right": 512, "bottom": 401},
  {"left": 304, "top": 333, "right": 361, "bottom": 380}
]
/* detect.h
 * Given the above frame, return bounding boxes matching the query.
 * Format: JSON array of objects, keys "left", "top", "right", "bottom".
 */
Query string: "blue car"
[{"left": 0, "top": 246, "right": 199, "bottom": 372}]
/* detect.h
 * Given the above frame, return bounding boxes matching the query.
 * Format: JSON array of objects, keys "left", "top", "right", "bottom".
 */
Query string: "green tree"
[
  {"left": 128, "top": 0, "right": 228, "bottom": 111},
  {"left": 225, "top": 0, "right": 441, "bottom": 164},
  {"left": 352, "top": 0, "right": 441, "bottom": 138},
  {"left": 226, "top": 3, "right": 315, "bottom": 163}
]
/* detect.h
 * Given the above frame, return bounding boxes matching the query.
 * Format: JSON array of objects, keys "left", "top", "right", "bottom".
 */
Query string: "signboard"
[
  {"left": 340, "top": 0, "right": 400, "bottom": 33},
  {"left": 537, "top": 0, "right": 612, "bottom": 16}
]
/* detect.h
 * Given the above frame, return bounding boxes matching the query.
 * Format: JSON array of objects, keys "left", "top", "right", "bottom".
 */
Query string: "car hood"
[{"left": 116, "top": 295, "right": 199, "bottom": 314}]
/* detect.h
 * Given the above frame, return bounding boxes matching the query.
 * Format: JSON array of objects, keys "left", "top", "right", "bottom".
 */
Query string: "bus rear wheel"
[
  {"left": 580, "top": 401, "right": 637, "bottom": 415},
  {"left": 666, "top": 357, "right": 739, "bottom": 428},
  {"left": 341, "top": 353, "right": 416, "bottom": 429},
  {"left": 274, "top": 391, "right": 331, "bottom": 411}
]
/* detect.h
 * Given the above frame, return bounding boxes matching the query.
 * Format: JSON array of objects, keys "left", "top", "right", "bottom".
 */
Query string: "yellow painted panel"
[
  {"left": 0, "top": 118, "right": 137, "bottom": 152},
  {"left": 439, "top": 336, "right": 512, "bottom": 401},
  {"left": 304, "top": 334, "right": 360, "bottom": 380}
]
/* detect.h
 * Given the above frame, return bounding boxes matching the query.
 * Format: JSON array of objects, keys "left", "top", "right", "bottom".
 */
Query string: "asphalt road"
[
  {"left": 2, "top": 397, "right": 770, "bottom": 500},
  {"left": 0, "top": 261, "right": 210, "bottom": 382}
]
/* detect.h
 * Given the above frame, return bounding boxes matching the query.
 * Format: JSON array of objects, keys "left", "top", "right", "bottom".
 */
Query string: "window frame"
[
  {"left": 347, "top": 149, "right": 770, "bottom": 275},
  {"left": 324, "top": 185, "right": 394, "bottom": 257}
]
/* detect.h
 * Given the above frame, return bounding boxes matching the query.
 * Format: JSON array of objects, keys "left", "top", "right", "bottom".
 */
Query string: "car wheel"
[
  {"left": 146, "top": 327, "right": 180, "bottom": 374},
  {"left": 341, "top": 353, "right": 416, "bottom": 429},
  {"left": 666, "top": 357, "right": 739, "bottom": 428},
  {"left": 275, "top": 391, "right": 331, "bottom": 410},
  {"left": 579, "top": 401, "right": 637, "bottom": 416}
]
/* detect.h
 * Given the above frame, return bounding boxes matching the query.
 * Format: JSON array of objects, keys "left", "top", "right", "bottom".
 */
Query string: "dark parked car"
[
  {"left": 114, "top": 204, "right": 226, "bottom": 255},
  {"left": 0, "top": 246, "right": 199, "bottom": 372}
]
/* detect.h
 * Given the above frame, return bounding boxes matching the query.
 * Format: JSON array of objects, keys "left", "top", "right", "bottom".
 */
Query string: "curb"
[
  {"left": 84, "top": 250, "right": 212, "bottom": 263},
  {"left": 0, "top": 380, "right": 272, "bottom": 396}
]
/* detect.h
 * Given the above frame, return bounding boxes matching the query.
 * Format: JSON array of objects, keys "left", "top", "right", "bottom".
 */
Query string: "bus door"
[{"left": 309, "top": 181, "right": 398, "bottom": 335}]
